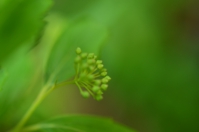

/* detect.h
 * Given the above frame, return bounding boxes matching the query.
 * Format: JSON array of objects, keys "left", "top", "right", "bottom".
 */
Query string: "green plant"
[
  {"left": 8, "top": 47, "right": 111, "bottom": 132},
  {"left": 1, "top": 46, "right": 135, "bottom": 132},
  {"left": 0, "top": 1, "right": 136, "bottom": 131}
]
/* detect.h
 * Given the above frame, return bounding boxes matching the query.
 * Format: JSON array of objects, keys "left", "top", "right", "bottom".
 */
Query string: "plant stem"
[
  {"left": 10, "top": 80, "right": 74, "bottom": 132},
  {"left": 54, "top": 80, "right": 75, "bottom": 89},
  {"left": 10, "top": 84, "right": 50, "bottom": 132}
]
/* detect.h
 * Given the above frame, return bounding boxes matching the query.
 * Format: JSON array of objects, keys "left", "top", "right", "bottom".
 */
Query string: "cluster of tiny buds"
[{"left": 74, "top": 47, "right": 111, "bottom": 101}]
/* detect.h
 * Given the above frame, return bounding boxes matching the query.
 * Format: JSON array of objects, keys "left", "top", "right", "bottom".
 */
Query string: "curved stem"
[
  {"left": 74, "top": 64, "right": 80, "bottom": 80},
  {"left": 10, "top": 84, "right": 51, "bottom": 132},
  {"left": 79, "top": 81, "right": 94, "bottom": 97},
  {"left": 75, "top": 81, "right": 83, "bottom": 92},
  {"left": 10, "top": 80, "right": 74, "bottom": 132},
  {"left": 54, "top": 80, "right": 74, "bottom": 89}
]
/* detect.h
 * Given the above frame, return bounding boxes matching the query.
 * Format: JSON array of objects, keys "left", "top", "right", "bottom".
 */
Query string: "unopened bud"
[
  {"left": 81, "top": 53, "right": 88, "bottom": 58},
  {"left": 97, "top": 64, "right": 104, "bottom": 69},
  {"left": 81, "top": 91, "right": 90, "bottom": 98},
  {"left": 105, "top": 76, "right": 111, "bottom": 81},
  {"left": 95, "top": 80, "right": 101, "bottom": 85},
  {"left": 102, "top": 78, "right": 108, "bottom": 83},
  {"left": 75, "top": 56, "right": 81, "bottom": 63},
  {"left": 92, "top": 86, "right": 100, "bottom": 92},
  {"left": 97, "top": 90, "right": 103, "bottom": 95},
  {"left": 76, "top": 47, "right": 82, "bottom": 54},
  {"left": 88, "top": 53, "right": 94, "bottom": 59},
  {"left": 87, "top": 59, "right": 95, "bottom": 64},
  {"left": 96, "top": 60, "right": 102, "bottom": 64},
  {"left": 101, "top": 68, "right": 107, "bottom": 72},
  {"left": 89, "top": 66, "right": 95, "bottom": 71},
  {"left": 101, "top": 72, "right": 107, "bottom": 76},
  {"left": 95, "top": 95, "right": 103, "bottom": 101},
  {"left": 101, "top": 84, "right": 108, "bottom": 91}
]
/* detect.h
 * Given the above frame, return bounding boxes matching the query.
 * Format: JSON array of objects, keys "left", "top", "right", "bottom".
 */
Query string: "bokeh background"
[{"left": 0, "top": 0, "right": 199, "bottom": 132}]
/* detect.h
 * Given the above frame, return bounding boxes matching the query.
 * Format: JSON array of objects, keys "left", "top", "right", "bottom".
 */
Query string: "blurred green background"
[{"left": 0, "top": 0, "right": 199, "bottom": 132}]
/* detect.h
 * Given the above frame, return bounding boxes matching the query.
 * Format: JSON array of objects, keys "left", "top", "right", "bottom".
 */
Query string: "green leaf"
[
  {"left": 0, "top": 45, "right": 35, "bottom": 131},
  {"left": 0, "top": 66, "right": 8, "bottom": 91},
  {"left": 23, "top": 115, "right": 136, "bottom": 132},
  {"left": 45, "top": 18, "right": 108, "bottom": 83},
  {"left": 0, "top": 0, "right": 52, "bottom": 63}
]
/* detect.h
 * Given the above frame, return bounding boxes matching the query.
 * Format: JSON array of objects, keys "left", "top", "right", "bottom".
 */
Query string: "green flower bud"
[
  {"left": 101, "top": 68, "right": 107, "bottom": 72},
  {"left": 88, "top": 53, "right": 94, "bottom": 59},
  {"left": 81, "top": 53, "right": 88, "bottom": 58},
  {"left": 74, "top": 47, "right": 111, "bottom": 101},
  {"left": 87, "top": 59, "right": 95, "bottom": 64},
  {"left": 96, "top": 60, "right": 102, "bottom": 64},
  {"left": 76, "top": 47, "right": 82, "bottom": 54},
  {"left": 97, "top": 90, "right": 103, "bottom": 95},
  {"left": 75, "top": 56, "right": 81, "bottom": 63},
  {"left": 102, "top": 78, "right": 108, "bottom": 83},
  {"left": 81, "top": 91, "right": 90, "bottom": 98},
  {"left": 101, "top": 72, "right": 107, "bottom": 76},
  {"left": 92, "top": 86, "right": 100, "bottom": 92},
  {"left": 89, "top": 66, "right": 95, "bottom": 71},
  {"left": 101, "top": 84, "right": 108, "bottom": 91},
  {"left": 105, "top": 76, "right": 111, "bottom": 81},
  {"left": 95, "top": 95, "right": 103, "bottom": 101},
  {"left": 97, "top": 64, "right": 104, "bottom": 69},
  {"left": 95, "top": 80, "right": 101, "bottom": 85}
]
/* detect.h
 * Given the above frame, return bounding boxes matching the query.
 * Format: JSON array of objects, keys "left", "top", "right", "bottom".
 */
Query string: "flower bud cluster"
[{"left": 74, "top": 47, "right": 111, "bottom": 101}]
